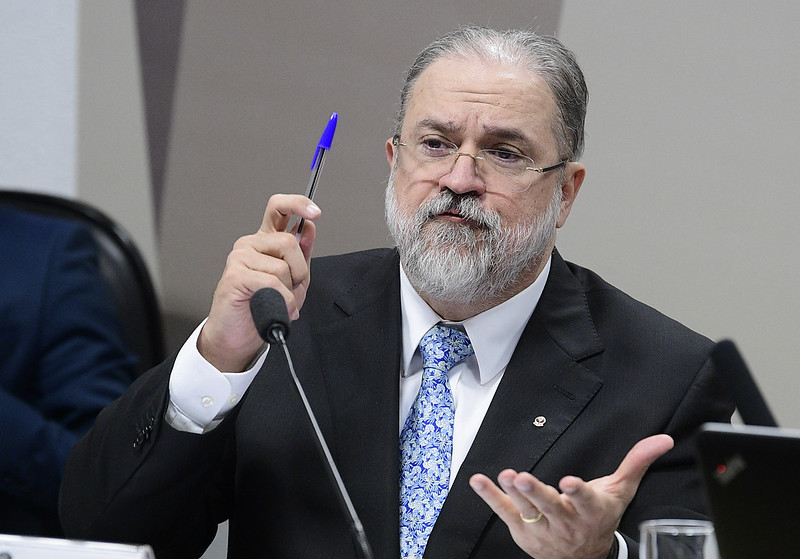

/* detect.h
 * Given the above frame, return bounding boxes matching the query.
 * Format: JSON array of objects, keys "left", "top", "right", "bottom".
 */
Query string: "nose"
[{"left": 438, "top": 152, "right": 487, "bottom": 195}]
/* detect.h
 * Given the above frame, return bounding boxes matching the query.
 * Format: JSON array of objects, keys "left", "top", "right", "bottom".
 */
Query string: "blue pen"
[{"left": 296, "top": 112, "right": 338, "bottom": 236}]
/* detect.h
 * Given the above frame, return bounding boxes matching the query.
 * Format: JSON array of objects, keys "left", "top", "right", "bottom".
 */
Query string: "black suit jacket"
[{"left": 60, "top": 248, "right": 733, "bottom": 558}]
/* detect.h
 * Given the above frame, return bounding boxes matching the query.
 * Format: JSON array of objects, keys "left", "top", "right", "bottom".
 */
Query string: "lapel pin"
[{"left": 533, "top": 416, "right": 547, "bottom": 427}]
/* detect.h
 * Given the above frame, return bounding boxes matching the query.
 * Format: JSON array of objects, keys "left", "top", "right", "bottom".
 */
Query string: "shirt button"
[
  {"left": 201, "top": 396, "right": 214, "bottom": 407},
  {"left": 229, "top": 394, "right": 239, "bottom": 404}
]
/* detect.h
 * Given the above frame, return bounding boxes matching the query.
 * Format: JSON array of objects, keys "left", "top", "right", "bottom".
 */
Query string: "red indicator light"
[{"left": 716, "top": 464, "right": 727, "bottom": 475}]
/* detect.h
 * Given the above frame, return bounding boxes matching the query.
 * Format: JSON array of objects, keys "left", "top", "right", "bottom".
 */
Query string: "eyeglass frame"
[{"left": 391, "top": 135, "right": 567, "bottom": 193}]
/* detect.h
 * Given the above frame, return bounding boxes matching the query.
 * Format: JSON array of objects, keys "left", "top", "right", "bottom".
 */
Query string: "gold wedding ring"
[{"left": 519, "top": 511, "right": 543, "bottom": 524}]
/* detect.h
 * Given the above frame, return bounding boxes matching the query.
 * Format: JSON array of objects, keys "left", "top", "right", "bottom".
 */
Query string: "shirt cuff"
[{"left": 167, "top": 319, "right": 268, "bottom": 433}]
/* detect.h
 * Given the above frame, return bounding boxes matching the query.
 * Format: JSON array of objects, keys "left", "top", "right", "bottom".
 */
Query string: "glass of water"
[{"left": 640, "top": 519, "right": 719, "bottom": 559}]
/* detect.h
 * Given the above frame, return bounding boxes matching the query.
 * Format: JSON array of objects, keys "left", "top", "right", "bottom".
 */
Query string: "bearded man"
[{"left": 60, "top": 26, "right": 732, "bottom": 559}]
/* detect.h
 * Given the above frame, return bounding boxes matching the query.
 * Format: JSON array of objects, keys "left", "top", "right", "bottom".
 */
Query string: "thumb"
[
  {"left": 612, "top": 434, "right": 674, "bottom": 496},
  {"left": 558, "top": 435, "right": 675, "bottom": 521}
]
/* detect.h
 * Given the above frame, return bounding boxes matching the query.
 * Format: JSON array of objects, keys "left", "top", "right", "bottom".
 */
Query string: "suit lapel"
[
  {"left": 425, "top": 250, "right": 606, "bottom": 558},
  {"left": 308, "top": 250, "right": 403, "bottom": 558}
]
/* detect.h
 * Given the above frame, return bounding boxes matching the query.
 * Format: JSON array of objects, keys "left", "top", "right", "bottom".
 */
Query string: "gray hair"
[{"left": 392, "top": 26, "right": 588, "bottom": 161}]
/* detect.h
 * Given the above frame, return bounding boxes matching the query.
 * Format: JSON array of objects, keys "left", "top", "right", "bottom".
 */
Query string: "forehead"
[{"left": 403, "top": 56, "right": 558, "bottom": 147}]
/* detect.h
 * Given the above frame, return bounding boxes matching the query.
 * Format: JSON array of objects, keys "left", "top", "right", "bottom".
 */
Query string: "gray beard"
[{"left": 384, "top": 171, "right": 561, "bottom": 306}]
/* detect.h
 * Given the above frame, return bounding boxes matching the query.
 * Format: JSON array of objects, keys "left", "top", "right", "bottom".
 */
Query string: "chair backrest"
[{"left": 0, "top": 190, "right": 165, "bottom": 376}]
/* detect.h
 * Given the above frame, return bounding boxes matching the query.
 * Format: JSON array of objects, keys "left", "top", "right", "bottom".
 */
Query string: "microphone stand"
[{"left": 272, "top": 329, "right": 374, "bottom": 559}]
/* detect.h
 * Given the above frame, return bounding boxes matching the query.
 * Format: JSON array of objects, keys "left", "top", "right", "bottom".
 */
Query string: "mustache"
[{"left": 416, "top": 191, "right": 500, "bottom": 230}]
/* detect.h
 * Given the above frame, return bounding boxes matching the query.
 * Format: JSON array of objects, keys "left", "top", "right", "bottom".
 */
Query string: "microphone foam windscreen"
[{"left": 249, "top": 287, "right": 290, "bottom": 344}]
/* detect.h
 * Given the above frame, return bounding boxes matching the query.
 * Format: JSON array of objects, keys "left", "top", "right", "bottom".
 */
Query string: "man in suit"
[
  {"left": 0, "top": 204, "right": 137, "bottom": 537},
  {"left": 60, "top": 27, "right": 732, "bottom": 558}
]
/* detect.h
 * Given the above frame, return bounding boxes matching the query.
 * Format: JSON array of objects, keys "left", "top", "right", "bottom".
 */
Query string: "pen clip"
[{"left": 311, "top": 112, "right": 338, "bottom": 169}]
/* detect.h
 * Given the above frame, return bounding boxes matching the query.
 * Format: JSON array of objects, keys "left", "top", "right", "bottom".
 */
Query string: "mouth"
[
  {"left": 430, "top": 206, "right": 491, "bottom": 231},
  {"left": 436, "top": 209, "right": 468, "bottom": 222},
  {"left": 418, "top": 192, "right": 494, "bottom": 231}
]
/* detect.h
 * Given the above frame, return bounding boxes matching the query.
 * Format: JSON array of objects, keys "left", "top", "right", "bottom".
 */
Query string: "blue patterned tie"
[{"left": 399, "top": 325, "right": 474, "bottom": 558}]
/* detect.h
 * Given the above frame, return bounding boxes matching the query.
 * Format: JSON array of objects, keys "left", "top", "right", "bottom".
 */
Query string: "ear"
[
  {"left": 386, "top": 138, "right": 396, "bottom": 168},
  {"left": 557, "top": 162, "right": 586, "bottom": 228}
]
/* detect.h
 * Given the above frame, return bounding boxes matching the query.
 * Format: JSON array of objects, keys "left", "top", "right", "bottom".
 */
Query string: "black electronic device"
[
  {"left": 696, "top": 422, "right": 800, "bottom": 559},
  {"left": 695, "top": 340, "right": 797, "bottom": 558}
]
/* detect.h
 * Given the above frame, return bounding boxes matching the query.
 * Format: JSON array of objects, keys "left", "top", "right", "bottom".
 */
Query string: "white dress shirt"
[
  {"left": 165, "top": 254, "right": 627, "bottom": 557},
  {"left": 398, "top": 257, "right": 550, "bottom": 485}
]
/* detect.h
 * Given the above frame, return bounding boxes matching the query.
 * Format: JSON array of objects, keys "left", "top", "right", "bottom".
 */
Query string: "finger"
[
  {"left": 470, "top": 473, "right": 526, "bottom": 526},
  {"left": 504, "top": 470, "right": 571, "bottom": 525},
  {"left": 473, "top": 470, "right": 561, "bottom": 529},
  {"left": 260, "top": 194, "right": 321, "bottom": 234},
  {"left": 497, "top": 471, "right": 546, "bottom": 517},
  {"left": 236, "top": 266, "right": 296, "bottom": 305},
  {"left": 241, "top": 258, "right": 305, "bottom": 321},
  {"left": 241, "top": 231, "right": 309, "bottom": 290},
  {"left": 555, "top": 476, "right": 596, "bottom": 521}
]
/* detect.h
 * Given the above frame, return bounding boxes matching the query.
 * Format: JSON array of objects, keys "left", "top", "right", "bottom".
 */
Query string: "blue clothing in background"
[{"left": 0, "top": 205, "right": 137, "bottom": 536}]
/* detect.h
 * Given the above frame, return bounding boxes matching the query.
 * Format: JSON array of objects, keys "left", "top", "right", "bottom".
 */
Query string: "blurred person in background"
[{"left": 0, "top": 203, "right": 137, "bottom": 537}]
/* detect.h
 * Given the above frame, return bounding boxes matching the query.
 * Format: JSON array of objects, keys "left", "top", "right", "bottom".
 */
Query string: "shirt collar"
[{"left": 399, "top": 256, "right": 551, "bottom": 385}]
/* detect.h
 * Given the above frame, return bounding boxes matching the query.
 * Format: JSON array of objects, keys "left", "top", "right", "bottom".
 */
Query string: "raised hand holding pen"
[
  {"left": 198, "top": 113, "right": 337, "bottom": 372},
  {"left": 199, "top": 194, "right": 320, "bottom": 372}
]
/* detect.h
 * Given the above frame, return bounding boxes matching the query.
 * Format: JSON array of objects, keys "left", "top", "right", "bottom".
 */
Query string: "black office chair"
[{"left": 0, "top": 190, "right": 166, "bottom": 376}]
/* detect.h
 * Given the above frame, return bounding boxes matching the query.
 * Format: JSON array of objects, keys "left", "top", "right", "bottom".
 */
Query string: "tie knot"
[{"left": 419, "top": 325, "right": 474, "bottom": 373}]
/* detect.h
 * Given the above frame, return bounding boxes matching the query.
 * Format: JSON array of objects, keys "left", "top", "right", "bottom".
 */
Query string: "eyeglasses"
[{"left": 392, "top": 136, "right": 567, "bottom": 193}]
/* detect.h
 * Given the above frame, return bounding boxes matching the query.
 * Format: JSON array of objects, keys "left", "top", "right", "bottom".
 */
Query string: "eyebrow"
[
  {"left": 415, "top": 118, "right": 463, "bottom": 135},
  {"left": 414, "top": 118, "right": 535, "bottom": 147},
  {"left": 481, "top": 124, "right": 532, "bottom": 146}
]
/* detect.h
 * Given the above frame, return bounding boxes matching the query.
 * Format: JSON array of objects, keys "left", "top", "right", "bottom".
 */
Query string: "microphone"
[
  {"left": 249, "top": 288, "right": 374, "bottom": 559},
  {"left": 710, "top": 339, "right": 778, "bottom": 427},
  {"left": 250, "top": 287, "right": 290, "bottom": 344}
]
